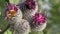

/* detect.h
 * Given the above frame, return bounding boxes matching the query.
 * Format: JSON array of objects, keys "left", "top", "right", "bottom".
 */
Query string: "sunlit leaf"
[
  {"left": 4, "top": 29, "right": 12, "bottom": 34},
  {"left": 9, "top": 0, "right": 20, "bottom": 5}
]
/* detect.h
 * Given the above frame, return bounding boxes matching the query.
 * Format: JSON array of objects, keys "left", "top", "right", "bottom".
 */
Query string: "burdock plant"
[{"left": 2, "top": 0, "right": 47, "bottom": 34}]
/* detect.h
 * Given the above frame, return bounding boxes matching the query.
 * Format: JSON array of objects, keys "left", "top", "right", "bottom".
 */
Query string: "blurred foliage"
[{"left": 0, "top": 0, "right": 60, "bottom": 34}]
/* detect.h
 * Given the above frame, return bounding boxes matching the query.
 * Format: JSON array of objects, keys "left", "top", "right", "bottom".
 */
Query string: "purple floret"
[
  {"left": 25, "top": 0, "right": 36, "bottom": 9},
  {"left": 6, "top": 3, "right": 18, "bottom": 12},
  {"left": 33, "top": 13, "right": 47, "bottom": 25}
]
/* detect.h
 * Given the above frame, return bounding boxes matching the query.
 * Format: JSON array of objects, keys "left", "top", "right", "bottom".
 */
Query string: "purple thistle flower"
[
  {"left": 25, "top": 0, "right": 36, "bottom": 9},
  {"left": 33, "top": 13, "right": 47, "bottom": 25},
  {"left": 5, "top": 3, "right": 23, "bottom": 20},
  {"left": 6, "top": 3, "right": 18, "bottom": 12}
]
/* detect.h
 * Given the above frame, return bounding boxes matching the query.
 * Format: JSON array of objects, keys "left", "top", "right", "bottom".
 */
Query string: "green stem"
[
  {"left": 43, "top": 29, "right": 47, "bottom": 34},
  {"left": 0, "top": 24, "right": 10, "bottom": 34}
]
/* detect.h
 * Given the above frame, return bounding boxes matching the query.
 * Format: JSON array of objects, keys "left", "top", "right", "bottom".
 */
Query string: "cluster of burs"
[{"left": 3, "top": 0, "right": 47, "bottom": 34}]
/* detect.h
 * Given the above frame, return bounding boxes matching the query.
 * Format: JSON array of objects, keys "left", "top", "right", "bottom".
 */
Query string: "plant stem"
[{"left": 0, "top": 24, "right": 10, "bottom": 34}]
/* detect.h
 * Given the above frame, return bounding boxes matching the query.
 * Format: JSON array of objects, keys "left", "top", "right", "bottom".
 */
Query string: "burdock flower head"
[
  {"left": 4, "top": 3, "right": 22, "bottom": 24},
  {"left": 33, "top": 13, "right": 47, "bottom": 25},
  {"left": 31, "top": 12, "right": 47, "bottom": 31},
  {"left": 5, "top": 3, "right": 18, "bottom": 19},
  {"left": 25, "top": 0, "right": 36, "bottom": 9}
]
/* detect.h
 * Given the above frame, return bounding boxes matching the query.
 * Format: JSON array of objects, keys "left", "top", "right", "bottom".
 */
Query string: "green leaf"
[
  {"left": 47, "top": 24, "right": 60, "bottom": 34},
  {"left": 4, "top": 29, "right": 12, "bottom": 34},
  {"left": 0, "top": 0, "right": 8, "bottom": 32},
  {"left": 9, "top": 0, "right": 20, "bottom": 5}
]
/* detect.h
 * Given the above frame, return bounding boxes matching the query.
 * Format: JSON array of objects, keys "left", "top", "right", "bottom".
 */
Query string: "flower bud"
[{"left": 14, "top": 19, "right": 30, "bottom": 34}]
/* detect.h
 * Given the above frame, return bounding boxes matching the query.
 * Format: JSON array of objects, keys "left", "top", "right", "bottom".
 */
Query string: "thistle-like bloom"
[
  {"left": 5, "top": 3, "right": 18, "bottom": 19},
  {"left": 4, "top": 3, "right": 22, "bottom": 24},
  {"left": 19, "top": 0, "right": 38, "bottom": 22},
  {"left": 14, "top": 19, "right": 30, "bottom": 34},
  {"left": 31, "top": 13, "right": 47, "bottom": 31},
  {"left": 25, "top": 0, "right": 36, "bottom": 9},
  {"left": 33, "top": 13, "right": 46, "bottom": 25}
]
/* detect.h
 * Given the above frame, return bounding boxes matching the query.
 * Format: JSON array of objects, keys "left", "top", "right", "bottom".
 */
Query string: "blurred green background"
[{"left": 0, "top": 0, "right": 60, "bottom": 34}]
